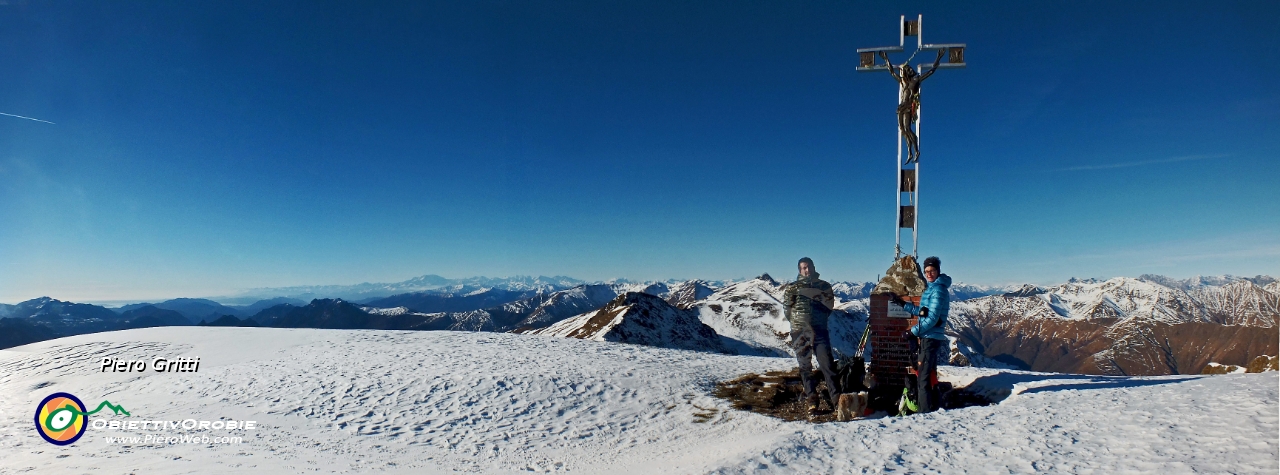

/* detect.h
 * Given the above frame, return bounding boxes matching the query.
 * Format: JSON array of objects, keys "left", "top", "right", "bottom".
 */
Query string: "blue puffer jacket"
[{"left": 904, "top": 274, "right": 951, "bottom": 341}]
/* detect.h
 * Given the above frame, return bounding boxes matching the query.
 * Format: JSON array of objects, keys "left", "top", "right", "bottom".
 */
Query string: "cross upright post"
[
  {"left": 859, "top": 16, "right": 967, "bottom": 413},
  {"left": 857, "top": 15, "right": 966, "bottom": 261}
]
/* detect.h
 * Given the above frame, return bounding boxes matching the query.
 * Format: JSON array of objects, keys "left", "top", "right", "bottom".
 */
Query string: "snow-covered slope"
[
  {"left": 1, "top": 328, "right": 1274, "bottom": 474},
  {"left": 530, "top": 292, "right": 729, "bottom": 354},
  {"left": 692, "top": 277, "right": 792, "bottom": 357}
]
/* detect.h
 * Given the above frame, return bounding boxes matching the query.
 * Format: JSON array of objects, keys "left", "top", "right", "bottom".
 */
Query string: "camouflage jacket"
[{"left": 783, "top": 273, "right": 835, "bottom": 329}]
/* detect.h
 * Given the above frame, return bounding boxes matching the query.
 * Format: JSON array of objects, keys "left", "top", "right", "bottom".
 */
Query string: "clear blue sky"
[{"left": 1, "top": 1, "right": 1276, "bottom": 302}]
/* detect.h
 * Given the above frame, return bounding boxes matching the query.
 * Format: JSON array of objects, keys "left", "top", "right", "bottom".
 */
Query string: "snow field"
[{"left": 0, "top": 327, "right": 1275, "bottom": 474}]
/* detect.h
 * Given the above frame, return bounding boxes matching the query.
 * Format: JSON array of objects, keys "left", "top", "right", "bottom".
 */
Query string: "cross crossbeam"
[{"left": 856, "top": 15, "right": 967, "bottom": 259}]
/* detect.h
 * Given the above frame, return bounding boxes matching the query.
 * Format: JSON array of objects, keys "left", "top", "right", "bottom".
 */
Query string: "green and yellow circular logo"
[{"left": 35, "top": 393, "right": 88, "bottom": 445}]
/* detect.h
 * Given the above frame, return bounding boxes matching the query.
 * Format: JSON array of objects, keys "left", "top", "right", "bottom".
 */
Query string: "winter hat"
[
  {"left": 922, "top": 256, "right": 941, "bottom": 271},
  {"left": 798, "top": 257, "right": 815, "bottom": 269}
]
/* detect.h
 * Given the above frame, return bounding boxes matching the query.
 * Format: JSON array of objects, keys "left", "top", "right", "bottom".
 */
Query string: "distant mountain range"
[
  {"left": 950, "top": 276, "right": 1278, "bottom": 375},
  {"left": 4, "top": 274, "right": 1274, "bottom": 377},
  {"left": 210, "top": 275, "right": 589, "bottom": 304},
  {"left": 0, "top": 298, "right": 192, "bottom": 349},
  {"left": 203, "top": 274, "right": 752, "bottom": 304}
]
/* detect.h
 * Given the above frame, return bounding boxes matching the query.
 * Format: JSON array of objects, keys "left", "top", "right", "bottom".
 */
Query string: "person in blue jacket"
[{"left": 890, "top": 256, "right": 950, "bottom": 413}]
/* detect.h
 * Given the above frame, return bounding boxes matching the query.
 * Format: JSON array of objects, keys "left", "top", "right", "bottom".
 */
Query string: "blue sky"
[{"left": 1, "top": 1, "right": 1276, "bottom": 302}]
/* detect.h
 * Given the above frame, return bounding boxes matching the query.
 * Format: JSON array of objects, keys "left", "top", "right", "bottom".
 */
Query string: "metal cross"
[{"left": 858, "top": 15, "right": 966, "bottom": 260}]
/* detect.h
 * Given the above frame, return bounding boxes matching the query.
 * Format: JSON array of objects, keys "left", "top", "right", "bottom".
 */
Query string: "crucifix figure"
[{"left": 880, "top": 50, "right": 944, "bottom": 165}]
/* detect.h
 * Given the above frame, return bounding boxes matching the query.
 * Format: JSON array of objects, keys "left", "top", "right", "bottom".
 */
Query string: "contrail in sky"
[
  {"left": 1050, "top": 153, "right": 1228, "bottom": 172},
  {"left": 0, "top": 112, "right": 55, "bottom": 124}
]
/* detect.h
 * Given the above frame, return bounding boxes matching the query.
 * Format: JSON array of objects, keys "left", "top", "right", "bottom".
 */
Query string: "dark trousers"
[
  {"left": 793, "top": 324, "right": 839, "bottom": 405},
  {"left": 917, "top": 338, "right": 945, "bottom": 412}
]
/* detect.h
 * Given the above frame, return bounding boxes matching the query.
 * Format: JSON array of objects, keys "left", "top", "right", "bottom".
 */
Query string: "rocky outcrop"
[{"left": 1203, "top": 355, "right": 1279, "bottom": 374}]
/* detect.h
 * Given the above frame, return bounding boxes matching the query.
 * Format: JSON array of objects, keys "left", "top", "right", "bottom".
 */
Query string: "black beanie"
[
  {"left": 798, "top": 257, "right": 815, "bottom": 269},
  {"left": 923, "top": 256, "right": 941, "bottom": 270}
]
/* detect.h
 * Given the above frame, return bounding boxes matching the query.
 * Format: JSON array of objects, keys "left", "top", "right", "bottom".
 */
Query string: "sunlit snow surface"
[{"left": 1, "top": 328, "right": 1275, "bottom": 474}]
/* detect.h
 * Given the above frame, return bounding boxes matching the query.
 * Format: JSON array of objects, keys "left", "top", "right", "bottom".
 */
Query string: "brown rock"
[{"left": 1245, "top": 355, "right": 1278, "bottom": 373}]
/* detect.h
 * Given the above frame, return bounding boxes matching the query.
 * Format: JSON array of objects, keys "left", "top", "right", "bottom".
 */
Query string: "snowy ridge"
[
  {"left": 1138, "top": 273, "right": 1277, "bottom": 291},
  {"left": 1185, "top": 280, "right": 1279, "bottom": 327},
  {"left": 359, "top": 306, "right": 414, "bottom": 316},
  {"left": 515, "top": 284, "right": 620, "bottom": 329},
  {"left": 954, "top": 276, "right": 1278, "bottom": 327},
  {"left": 531, "top": 292, "right": 729, "bottom": 354},
  {"left": 1039, "top": 277, "right": 1213, "bottom": 324}
]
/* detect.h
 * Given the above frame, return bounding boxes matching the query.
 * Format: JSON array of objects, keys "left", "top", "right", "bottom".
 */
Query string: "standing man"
[
  {"left": 891, "top": 256, "right": 950, "bottom": 413},
  {"left": 783, "top": 257, "right": 840, "bottom": 415}
]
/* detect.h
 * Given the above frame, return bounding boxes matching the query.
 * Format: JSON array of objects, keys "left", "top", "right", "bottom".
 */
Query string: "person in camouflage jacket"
[{"left": 783, "top": 257, "right": 840, "bottom": 414}]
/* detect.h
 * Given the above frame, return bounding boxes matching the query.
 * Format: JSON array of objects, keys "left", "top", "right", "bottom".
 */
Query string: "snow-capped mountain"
[
  {"left": 389, "top": 284, "right": 622, "bottom": 332},
  {"left": 1138, "top": 274, "right": 1276, "bottom": 291},
  {"left": 949, "top": 276, "right": 1279, "bottom": 375},
  {"left": 831, "top": 281, "right": 875, "bottom": 300},
  {"left": 948, "top": 282, "right": 1026, "bottom": 301},
  {"left": 217, "top": 275, "right": 585, "bottom": 302},
  {"left": 529, "top": 292, "right": 730, "bottom": 354},
  {"left": 361, "top": 287, "right": 545, "bottom": 313},
  {"left": 508, "top": 284, "right": 622, "bottom": 330},
  {"left": 605, "top": 280, "right": 671, "bottom": 299},
  {"left": 664, "top": 280, "right": 718, "bottom": 309},
  {"left": 688, "top": 275, "right": 867, "bottom": 358},
  {"left": 1184, "top": 280, "right": 1279, "bottom": 327}
]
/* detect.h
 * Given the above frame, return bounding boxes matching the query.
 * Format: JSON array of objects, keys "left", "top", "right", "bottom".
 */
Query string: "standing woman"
[{"left": 892, "top": 256, "right": 951, "bottom": 413}]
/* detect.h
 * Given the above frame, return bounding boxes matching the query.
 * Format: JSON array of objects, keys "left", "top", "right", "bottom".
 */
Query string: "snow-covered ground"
[{"left": 1, "top": 328, "right": 1275, "bottom": 474}]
